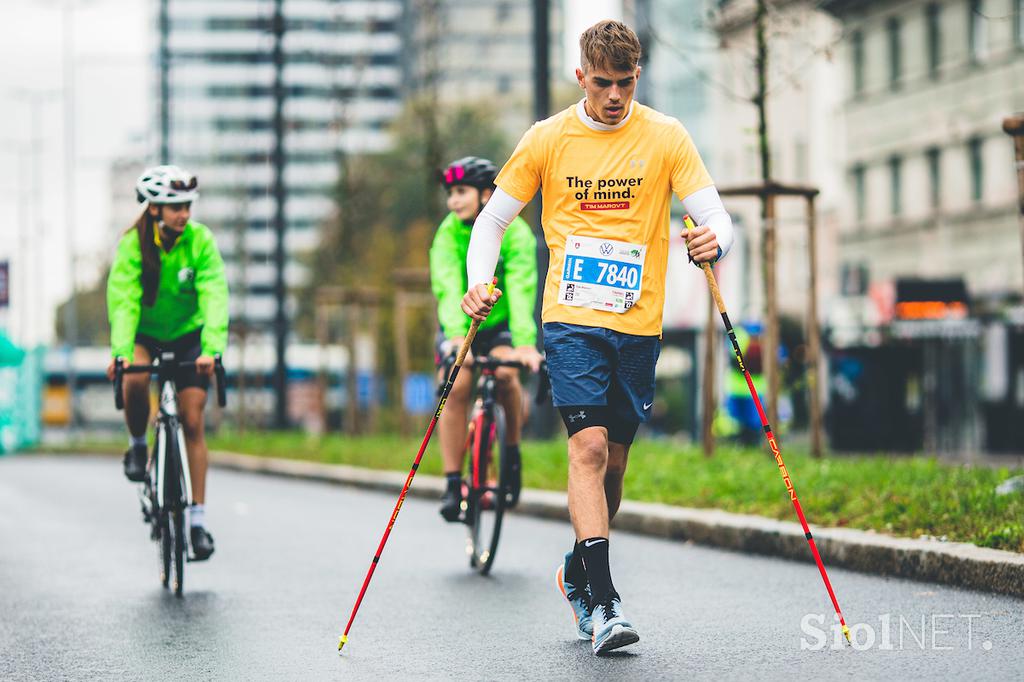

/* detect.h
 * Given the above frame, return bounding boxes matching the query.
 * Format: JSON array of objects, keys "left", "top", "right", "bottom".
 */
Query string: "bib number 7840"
[
  {"left": 563, "top": 255, "right": 641, "bottom": 291},
  {"left": 558, "top": 235, "right": 646, "bottom": 314},
  {"left": 596, "top": 261, "right": 639, "bottom": 289}
]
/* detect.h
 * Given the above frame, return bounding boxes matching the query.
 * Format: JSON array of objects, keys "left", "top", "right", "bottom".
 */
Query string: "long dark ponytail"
[{"left": 128, "top": 208, "right": 162, "bottom": 307}]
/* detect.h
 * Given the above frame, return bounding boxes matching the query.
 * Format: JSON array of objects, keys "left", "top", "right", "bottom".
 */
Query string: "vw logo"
[{"left": 599, "top": 242, "right": 614, "bottom": 256}]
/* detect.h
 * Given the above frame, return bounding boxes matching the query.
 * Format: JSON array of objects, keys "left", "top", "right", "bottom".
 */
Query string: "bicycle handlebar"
[
  {"left": 113, "top": 355, "right": 227, "bottom": 410},
  {"left": 439, "top": 353, "right": 550, "bottom": 405}
]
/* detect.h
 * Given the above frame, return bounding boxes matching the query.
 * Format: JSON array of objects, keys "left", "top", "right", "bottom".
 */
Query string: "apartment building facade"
[{"left": 161, "top": 0, "right": 404, "bottom": 329}]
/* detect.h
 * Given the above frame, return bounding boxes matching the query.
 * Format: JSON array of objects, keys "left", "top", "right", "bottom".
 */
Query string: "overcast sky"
[{"left": 0, "top": 0, "right": 621, "bottom": 346}]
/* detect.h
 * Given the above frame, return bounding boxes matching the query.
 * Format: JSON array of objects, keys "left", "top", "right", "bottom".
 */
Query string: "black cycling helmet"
[{"left": 440, "top": 156, "right": 498, "bottom": 191}]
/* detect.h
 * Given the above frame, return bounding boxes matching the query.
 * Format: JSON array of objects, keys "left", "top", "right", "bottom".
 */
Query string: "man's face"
[
  {"left": 576, "top": 64, "right": 640, "bottom": 126},
  {"left": 150, "top": 202, "right": 191, "bottom": 232},
  {"left": 446, "top": 185, "right": 489, "bottom": 222}
]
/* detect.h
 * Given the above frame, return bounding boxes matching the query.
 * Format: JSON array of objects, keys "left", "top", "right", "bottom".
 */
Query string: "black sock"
[
  {"left": 566, "top": 541, "right": 587, "bottom": 585},
  {"left": 444, "top": 472, "right": 461, "bottom": 493},
  {"left": 579, "top": 537, "right": 615, "bottom": 603}
]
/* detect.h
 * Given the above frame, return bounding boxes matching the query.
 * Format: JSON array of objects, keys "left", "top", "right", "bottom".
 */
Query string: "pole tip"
[
  {"left": 842, "top": 624, "right": 851, "bottom": 644},
  {"left": 338, "top": 634, "right": 348, "bottom": 652}
]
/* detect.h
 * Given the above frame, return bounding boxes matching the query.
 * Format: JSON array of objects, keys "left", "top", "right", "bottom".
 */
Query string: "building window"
[
  {"left": 852, "top": 164, "right": 867, "bottom": 222},
  {"left": 851, "top": 30, "right": 865, "bottom": 94},
  {"left": 889, "top": 156, "right": 902, "bottom": 216},
  {"left": 969, "top": 0, "right": 987, "bottom": 62},
  {"left": 968, "top": 137, "right": 984, "bottom": 202},
  {"left": 926, "top": 3, "right": 941, "bottom": 77},
  {"left": 887, "top": 17, "right": 902, "bottom": 89},
  {"left": 925, "top": 147, "right": 941, "bottom": 210}
]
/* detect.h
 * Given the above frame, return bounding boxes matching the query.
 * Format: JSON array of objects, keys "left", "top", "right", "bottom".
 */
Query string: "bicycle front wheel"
[
  {"left": 467, "top": 404, "right": 507, "bottom": 575},
  {"left": 158, "top": 510, "right": 171, "bottom": 588},
  {"left": 163, "top": 425, "right": 186, "bottom": 597},
  {"left": 169, "top": 507, "right": 185, "bottom": 597}
]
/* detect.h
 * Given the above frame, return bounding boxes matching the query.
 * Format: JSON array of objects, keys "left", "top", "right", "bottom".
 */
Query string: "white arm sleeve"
[
  {"left": 466, "top": 188, "right": 528, "bottom": 286},
  {"left": 681, "top": 185, "right": 734, "bottom": 259}
]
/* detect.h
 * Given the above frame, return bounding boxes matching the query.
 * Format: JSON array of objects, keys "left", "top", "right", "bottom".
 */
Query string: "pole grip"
[
  {"left": 453, "top": 278, "right": 498, "bottom": 368},
  {"left": 683, "top": 214, "right": 727, "bottom": 314}
]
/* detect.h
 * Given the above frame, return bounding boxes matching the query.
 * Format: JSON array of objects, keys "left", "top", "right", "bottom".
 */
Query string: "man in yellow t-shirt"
[{"left": 461, "top": 20, "right": 735, "bottom": 655}]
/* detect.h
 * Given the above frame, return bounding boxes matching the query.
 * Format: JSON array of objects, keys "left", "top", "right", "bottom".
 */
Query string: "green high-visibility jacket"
[
  {"left": 429, "top": 212, "right": 538, "bottom": 347},
  {"left": 107, "top": 221, "right": 229, "bottom": 362}
]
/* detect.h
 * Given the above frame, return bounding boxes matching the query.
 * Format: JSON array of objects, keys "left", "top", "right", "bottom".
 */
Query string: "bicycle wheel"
[
  {"left": 467, "top": 404, "right": 507, "bottom": 575},
  {"left": 158, "top": 510, "right": 171, "bottom": 588},
  {"left": 153, "top": 431, "right": 173, "bottom": 589},
  {"left": 169, "top": 507, "right": 185, "bottom": 597},
  {"left": 163, "top": 426, "right": 186, "bottom": 597}
]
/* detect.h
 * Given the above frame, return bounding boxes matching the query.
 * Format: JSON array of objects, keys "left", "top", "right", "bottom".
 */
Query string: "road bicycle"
[
  {"left": 113, "top": 353, "right": 226, "bottom": 596},
  {"left": 442, "top": 355, "right": 548, "bottom": 575}
]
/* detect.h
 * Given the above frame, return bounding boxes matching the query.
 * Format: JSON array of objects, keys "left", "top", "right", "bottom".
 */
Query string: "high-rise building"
[
  {"left": 400, "top": 0, "right": 564, "bottom": 141},
  {"left": 161, "top": 0, "right": 404, "bottom": 331}
]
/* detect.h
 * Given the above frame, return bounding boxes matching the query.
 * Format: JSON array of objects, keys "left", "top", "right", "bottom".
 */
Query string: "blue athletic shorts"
[{"left": 542, "top": 322, "right": 660, "bottom": 437}]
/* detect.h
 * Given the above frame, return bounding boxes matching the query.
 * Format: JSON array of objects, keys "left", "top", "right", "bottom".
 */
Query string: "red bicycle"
[{"left": 445, "top": 356, "right": 548, "bottom": 575}]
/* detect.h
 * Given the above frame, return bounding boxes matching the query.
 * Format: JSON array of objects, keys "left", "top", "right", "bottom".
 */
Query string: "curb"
[{"left": 211, "top": 451, "right": 1024, "bottom": 600}]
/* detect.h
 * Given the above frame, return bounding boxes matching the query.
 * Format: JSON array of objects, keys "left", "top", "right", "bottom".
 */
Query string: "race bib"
[{"left": 558, "top": 235, "right": 646, "bottom": 313}]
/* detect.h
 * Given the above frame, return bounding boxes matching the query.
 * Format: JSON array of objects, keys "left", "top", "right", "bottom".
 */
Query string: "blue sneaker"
[
  {"left": 555, "top": 552, "right": 592, "bottom": 640},
  {"left": 591, "top": 592, "right": 639, "bottom": 655}
]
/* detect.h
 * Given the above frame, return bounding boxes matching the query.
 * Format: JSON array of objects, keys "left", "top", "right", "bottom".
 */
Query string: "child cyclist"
[
  {"left": 106, "top": 165, "right": 229, "bottom": 561},
  {"left": 430, "top": 156, "right": 543, "bottom": 521}
]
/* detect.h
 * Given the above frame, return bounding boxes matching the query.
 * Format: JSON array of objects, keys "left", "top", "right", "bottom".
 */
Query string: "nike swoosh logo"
[
  {"left": 583, "top": 539, "right": 607, "bottom": 548},
  {"left": 643, "top": 402, "right": 653, "bottom": 410}
]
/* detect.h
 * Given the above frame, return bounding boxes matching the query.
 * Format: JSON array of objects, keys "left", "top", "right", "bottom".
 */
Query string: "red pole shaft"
[
  {"left": 338, "top": 279, "right": 496, "bottom": 651},
  {"left": 684, "top": 217, "right": 851, "bottom": 643},
  {"left": 339, "top": 411, "right": 443, "bottom": 645}
]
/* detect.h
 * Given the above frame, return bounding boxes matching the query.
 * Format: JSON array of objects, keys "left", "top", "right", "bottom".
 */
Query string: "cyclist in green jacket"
[
  {"left": 105, "top": 165, "right": 228, "bottom": 560},
  {"left": 431, "top": 156, "right": 541, "bottom": 521}
]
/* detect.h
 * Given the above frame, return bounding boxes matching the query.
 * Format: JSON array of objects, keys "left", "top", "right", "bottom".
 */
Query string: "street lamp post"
[
  {"left": 11, "top": 90, "right": 59, "bottom": 349},
  {"left": 62, "top": 0, "right": 81, "bottom": 428}
]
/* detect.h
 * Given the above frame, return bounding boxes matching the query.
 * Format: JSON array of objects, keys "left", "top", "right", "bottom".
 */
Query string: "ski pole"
[
  {"left": 684, "top": 215, "right": 851, "bottom": 644},
  {"left": 337, "top": 279, "right": 497, "bottom": 653}
]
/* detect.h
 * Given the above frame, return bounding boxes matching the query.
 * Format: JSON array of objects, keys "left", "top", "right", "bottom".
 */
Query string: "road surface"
[{"left": 1, "top": 454, "right": 1021, "bottom": 680}]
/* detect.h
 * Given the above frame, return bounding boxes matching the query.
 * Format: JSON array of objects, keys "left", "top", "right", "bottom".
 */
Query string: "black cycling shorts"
[
  {"left": 434, "top": 322, "right": 514, "bottom": 368},
  {"left": 135, "top": 328, "right": 210, "bottom": 391}
]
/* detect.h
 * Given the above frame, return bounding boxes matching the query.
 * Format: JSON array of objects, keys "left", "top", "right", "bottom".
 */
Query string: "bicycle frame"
[{"left": 470, "top": 367, "right": 500, "bottom": 490}]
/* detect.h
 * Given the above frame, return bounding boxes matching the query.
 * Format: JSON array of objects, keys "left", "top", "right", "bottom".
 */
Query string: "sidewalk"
[{"left": 211, "top": 450, "right": 1024, "bottom": 600}]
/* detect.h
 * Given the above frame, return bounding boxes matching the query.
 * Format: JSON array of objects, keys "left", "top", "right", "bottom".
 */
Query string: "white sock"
[
  {"left": 190, "top": 504, "right": 205, "bottom": 529},
  {"left": 129, "top": 434, "right": 147, "bottom": 448}
]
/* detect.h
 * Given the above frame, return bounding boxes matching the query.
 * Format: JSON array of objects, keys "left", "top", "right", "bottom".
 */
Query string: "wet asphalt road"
[{"left": 2, "top": 454, "right": 1023, "bottom": 680}]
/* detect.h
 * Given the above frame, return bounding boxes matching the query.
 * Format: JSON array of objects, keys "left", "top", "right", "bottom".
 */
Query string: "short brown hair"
[{"left": 579, "top": 20, "right": 642, "bottom": 73}]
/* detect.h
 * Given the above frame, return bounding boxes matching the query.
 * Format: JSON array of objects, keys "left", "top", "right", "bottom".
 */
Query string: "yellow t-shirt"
[{"left": 496, "top": 101, "right": 713, "bottom": 337}]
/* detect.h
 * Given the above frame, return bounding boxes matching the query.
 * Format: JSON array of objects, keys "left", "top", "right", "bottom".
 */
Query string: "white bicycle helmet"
[{"left": 136, "top": 165, "right": 199, "bottom": 204}]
